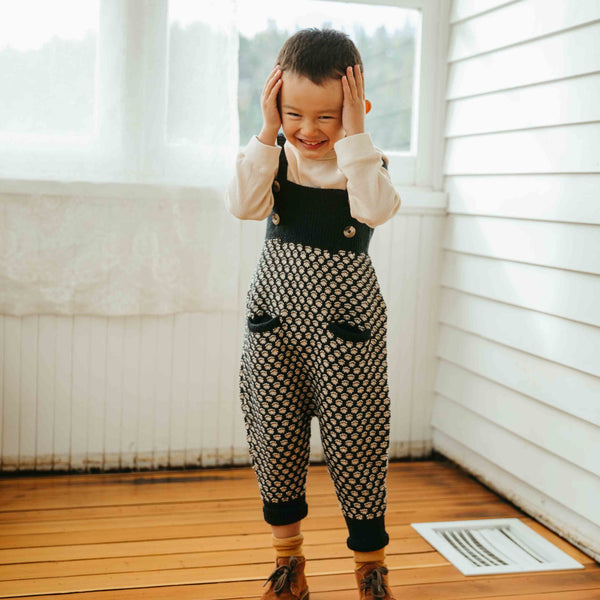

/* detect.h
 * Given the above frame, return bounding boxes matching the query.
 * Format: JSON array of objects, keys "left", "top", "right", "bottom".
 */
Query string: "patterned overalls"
[{"left": 239, "top": 134, "right": 391, "bottom": 551}]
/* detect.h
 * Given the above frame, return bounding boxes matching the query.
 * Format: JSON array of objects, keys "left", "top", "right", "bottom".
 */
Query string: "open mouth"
[{"left": 297, "top": 138, "right": 327, "bottom": 150}]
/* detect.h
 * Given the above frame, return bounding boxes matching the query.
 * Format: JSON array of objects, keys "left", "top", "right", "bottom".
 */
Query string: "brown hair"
[{"left": 276, "top": 28, "right": 363, "bottom": 85}]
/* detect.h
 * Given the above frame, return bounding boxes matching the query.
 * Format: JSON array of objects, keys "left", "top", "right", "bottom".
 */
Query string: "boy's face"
[{"left": 279, "top": 71, "right": 345, "bottom": 159}]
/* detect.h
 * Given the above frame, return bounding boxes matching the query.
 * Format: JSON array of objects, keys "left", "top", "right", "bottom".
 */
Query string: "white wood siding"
[
  {"left": 434, "top": 0, "right": 600, "bottom": 561},
  {"left": 0, "top": 208, "right": 445, "bottom": 471}
]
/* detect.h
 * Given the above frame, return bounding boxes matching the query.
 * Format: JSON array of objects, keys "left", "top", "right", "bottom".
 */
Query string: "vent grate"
[{"left": 411, "top": 518, "right": 584, "bottom": 576}]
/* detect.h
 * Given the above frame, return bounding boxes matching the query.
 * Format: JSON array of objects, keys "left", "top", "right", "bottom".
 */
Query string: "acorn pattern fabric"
[{"left": 239, "top": 236, "right": 390, "bottom": 521}]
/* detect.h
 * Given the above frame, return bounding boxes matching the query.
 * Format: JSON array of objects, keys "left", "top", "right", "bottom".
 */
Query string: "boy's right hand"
[{"left": 258, "top": 66, "right": 282, "bottom": 146}]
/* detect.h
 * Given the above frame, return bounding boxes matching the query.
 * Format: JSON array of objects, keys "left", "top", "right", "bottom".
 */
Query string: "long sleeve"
[
  {"left": 334, "top": 133, "right": 401, "bottom": 228},
  {"left": 224, "top": 136, "right": 281, "bottom": 220},
  {"left": 225, "top": 133, "right": 402, "bottom": 227}
]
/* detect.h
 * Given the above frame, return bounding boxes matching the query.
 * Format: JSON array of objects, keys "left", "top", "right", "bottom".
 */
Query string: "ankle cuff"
[
  {"left": 345, "top": 514, "right": 389, "bottom": 551},
  {"left": 263, "top": 494, "right": 308, "bottom": 525}
]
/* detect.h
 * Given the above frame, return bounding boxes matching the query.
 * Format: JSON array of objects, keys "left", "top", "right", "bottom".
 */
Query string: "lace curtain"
[
  {"left": 0, "top": 187, "right": 243, "bottom": 316},
  {"left": 0, "top": 0, "right": 242, "bottom": 316}
]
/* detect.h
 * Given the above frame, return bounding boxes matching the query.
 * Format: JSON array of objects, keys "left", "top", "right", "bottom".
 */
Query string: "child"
[{"left": 225, "top": 28, "right": 401, "bottom": 600}]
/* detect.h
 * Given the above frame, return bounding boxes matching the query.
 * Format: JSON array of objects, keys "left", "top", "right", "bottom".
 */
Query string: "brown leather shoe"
[
  {"left": 355, "top": 562, "right": 396, "bottom": 600},
  {"left": 260, "top": 555, "right": 309, "bottom": 599}
]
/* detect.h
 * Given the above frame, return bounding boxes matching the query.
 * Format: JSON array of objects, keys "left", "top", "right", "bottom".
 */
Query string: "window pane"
[
  {"left": 238, "top": 0, "right": 418, "bottom": 152},
  {"left": 167, "top": 0, "right": 236, "bottom": 145},
  {"left": 0, "top": 0, "right": 98, "bottom": 136}
]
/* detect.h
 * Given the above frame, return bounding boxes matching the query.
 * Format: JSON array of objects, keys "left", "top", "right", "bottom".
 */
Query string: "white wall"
[
  {"left": 433, "top": 0, "right": 600, "bottom": 561},
  {"left": 1, "top": 0, "right": 451, "bottom": 472},
  {"left": 0, "top": 198, "right": 445, "bottom": 471}
]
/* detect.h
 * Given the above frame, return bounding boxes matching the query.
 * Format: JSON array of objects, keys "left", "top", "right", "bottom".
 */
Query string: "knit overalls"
[{"left": 239, "top": 134, "right": 391, "bottom": 552}]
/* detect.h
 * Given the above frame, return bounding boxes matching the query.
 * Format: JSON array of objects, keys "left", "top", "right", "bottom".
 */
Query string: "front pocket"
[
  {"left": 247, "top": 312, "right": 281, "bottom": 333},
  {"left": 327, "top": 320, "right": 371, "bottom": 342}
]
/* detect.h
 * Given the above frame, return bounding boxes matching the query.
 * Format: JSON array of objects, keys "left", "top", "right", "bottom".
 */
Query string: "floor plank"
[{"left": 0, "top": 460, "right": 597, "bottom": 599}]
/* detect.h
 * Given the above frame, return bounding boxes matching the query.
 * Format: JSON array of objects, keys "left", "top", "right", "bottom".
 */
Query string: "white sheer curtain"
[{"left": 0, "top": 0, "right": 242, "bottom": 316}]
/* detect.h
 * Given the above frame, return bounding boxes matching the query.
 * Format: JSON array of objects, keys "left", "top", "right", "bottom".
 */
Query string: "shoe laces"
[
  {"left": 263, "top": 555, "right": 299, "bottom": 595},
  {"left": 360, "top": 565, "right": 390, "bottom": 600}
]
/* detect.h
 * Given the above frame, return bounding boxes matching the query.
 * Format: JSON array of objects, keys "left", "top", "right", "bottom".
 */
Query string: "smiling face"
[{"left": 279, "top": 70, "right": 345, "bottom": 159}]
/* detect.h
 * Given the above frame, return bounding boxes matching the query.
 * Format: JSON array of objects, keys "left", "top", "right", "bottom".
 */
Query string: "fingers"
[
  {"left": 262, "top": 65, "right": 282, "bottom": 100},
  {"left": 342, "top": 65, "right": 364, "bottom": 101},
  {"left": 267, "top": 76, "right": 282, "bottom": 103},
  {"left": 260, "top": 65, "right": 282, "bottom": 139},
  {"left": 356, "top": 64, "right": 365, "bottom": 96},
  {"left": 341, "top": 65, "right": 366, "bottom": 135},
  {"left": 341, "top": 71, "right": 351, "bottom": 100}
]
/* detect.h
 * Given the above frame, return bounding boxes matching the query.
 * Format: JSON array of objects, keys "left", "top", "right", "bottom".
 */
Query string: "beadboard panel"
[
  {"left": 408, "top": 215, "right": 446, "bottom": 452},
  {"left": 447, "top": 21, "right": 600, "bottom": 99},
  {"left": 446, "top": 73, "right": 600, "bottom": 137},
  {"left": 445, "top": 174, "right": 600, "bottom": 224},
  {"left": 434, "top": 0, "right": 600, "bottom": 561},
  {"left": 449, "top": 0, "right": 600, "bottom": 61},
  {"left": 0, "top": 212, "right": 444, "bottom": 471}
]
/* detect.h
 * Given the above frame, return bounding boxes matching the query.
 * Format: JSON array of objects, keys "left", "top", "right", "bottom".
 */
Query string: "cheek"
[
  {"left": 326, "top": 121, "right": 345, "bottom": 138},
  {"left": 281, "top": 117, "right": 297, "bottom": 132}
]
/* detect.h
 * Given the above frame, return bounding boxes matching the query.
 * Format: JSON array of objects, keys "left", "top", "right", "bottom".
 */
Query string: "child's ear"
[{"left": 365, "top": 99, "right": 372, "bottom": 114}]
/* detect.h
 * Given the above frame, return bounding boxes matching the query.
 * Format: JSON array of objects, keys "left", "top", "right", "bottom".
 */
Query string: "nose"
[{"left": 300, "top": 119, "right": 321, "bottom": 136}]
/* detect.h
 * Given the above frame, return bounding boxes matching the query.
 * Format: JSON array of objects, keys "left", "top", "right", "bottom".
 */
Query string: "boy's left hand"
[{"left": 341, "top": 65, "right": 366, "bottom": 136}]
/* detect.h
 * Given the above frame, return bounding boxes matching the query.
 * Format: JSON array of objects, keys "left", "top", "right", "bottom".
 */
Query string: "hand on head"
[
  {"left": 256, "top": 62, "right": 372, "bottom": 155},
  {"left": 258, "top": 65, "right": 283, "bottom": 146},
  {"left": 341, "top": 65, "right": 371, "bottom": 137}
]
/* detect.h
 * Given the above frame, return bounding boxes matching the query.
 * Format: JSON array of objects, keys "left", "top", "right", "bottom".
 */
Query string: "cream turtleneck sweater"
[{"left": 225, "top": 132, "right": 401, "bottom": 228}]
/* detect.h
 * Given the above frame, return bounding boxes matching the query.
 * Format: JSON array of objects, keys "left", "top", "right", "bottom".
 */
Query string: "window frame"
[
  {"left": 235, "top": 0, "right": 448, "bottom": 191},
  {"left": 341, "top": 0, "right": 447, "bottom": 190}
]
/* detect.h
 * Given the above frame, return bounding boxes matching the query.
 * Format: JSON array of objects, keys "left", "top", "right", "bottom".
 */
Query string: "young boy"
[{"left": 226, "top": 28, "right": 401, "bottom": 600}]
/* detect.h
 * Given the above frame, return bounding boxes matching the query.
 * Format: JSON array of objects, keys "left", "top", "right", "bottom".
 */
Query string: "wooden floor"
[{"left": 0, "top": 459, "right": 598, "bottom": 599}]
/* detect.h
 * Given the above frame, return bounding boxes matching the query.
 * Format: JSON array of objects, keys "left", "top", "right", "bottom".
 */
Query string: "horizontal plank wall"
[
  {"left": 0, "top": 208, "right": 444, "bottom": 472},
  {"left": 433, "top": 0, "right": 600, "bottom": 561}
]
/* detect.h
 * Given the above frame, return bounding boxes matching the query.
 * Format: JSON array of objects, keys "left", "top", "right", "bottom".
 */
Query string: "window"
[
  {"left": 0, "top": 0, "right": 99, "bottom": 138},
  {"left": 0, "top": 0, "right": 239, "bottom": 187},
  {"left": 0, "top": 0, "right": 442, "bottom": 189}
]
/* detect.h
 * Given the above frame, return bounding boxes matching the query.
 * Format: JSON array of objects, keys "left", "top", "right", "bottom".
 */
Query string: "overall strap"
[{"left": 276, "top": 133, "right": 288, "bottom": 183}]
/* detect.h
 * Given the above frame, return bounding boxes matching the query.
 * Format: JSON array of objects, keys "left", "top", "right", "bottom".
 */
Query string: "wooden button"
[
  {"left": 272, "top": 180, "right": 280, "bottom": 192},
  {"left": 343, "top": 225, "right": 356, "bottom": 238},
  {"left": 271, "top": 212, "right": 280, "bottom": 225}
]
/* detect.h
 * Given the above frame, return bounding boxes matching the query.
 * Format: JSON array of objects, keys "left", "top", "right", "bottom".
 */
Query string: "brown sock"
[
  {"left": 272, "top": 532, "right": 305, "bottom": 559},
  {"left": 354, "top": 547, "right": 386, "bottom": 570}
]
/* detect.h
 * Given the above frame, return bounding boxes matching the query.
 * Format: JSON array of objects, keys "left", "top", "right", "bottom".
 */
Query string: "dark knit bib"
[{"left": 265, "top": 133, "right": 375, "bottom": 255}]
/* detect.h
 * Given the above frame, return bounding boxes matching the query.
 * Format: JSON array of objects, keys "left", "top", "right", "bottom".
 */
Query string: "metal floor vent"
[{"left": 411, "top": 518, "right": 584, "bottom": 576}]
